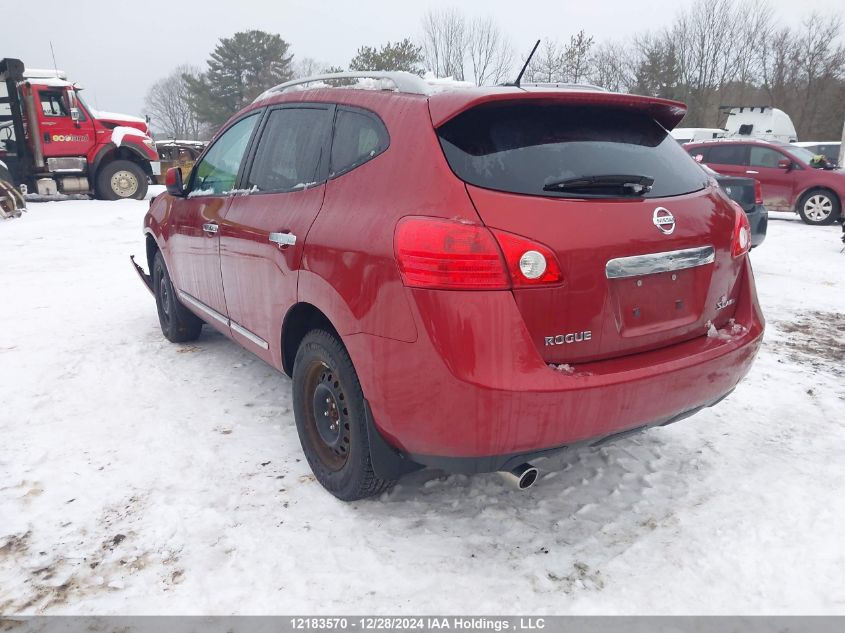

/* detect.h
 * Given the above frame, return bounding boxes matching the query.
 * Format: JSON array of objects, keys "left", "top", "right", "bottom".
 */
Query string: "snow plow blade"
[
  {"left": 0, "top": 178, "right": 25, "bottom": 219},
  {"left": 130, "top": 255, "right": 154, "bottom": 296}
]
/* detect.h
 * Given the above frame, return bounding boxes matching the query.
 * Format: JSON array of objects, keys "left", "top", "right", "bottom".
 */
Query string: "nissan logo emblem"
[{"left": 653, "top": 207, "right": 675, "bottom": 234}]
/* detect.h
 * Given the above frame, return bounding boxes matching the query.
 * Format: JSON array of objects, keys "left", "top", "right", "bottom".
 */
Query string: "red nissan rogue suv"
[{"left": 133, "top": 72, "right": 764, "bottom": 500}]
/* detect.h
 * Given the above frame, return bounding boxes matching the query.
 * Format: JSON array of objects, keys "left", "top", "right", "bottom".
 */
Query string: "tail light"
[
  {"left": 753, "top": 179, "right": 763, "bottom": 205},
  {"left": 730, "top": 201, "right": 752, "bottom": 258},
  {"left": 489, "top": 229, "right": 562, "bottom": 286},
  {"left": 394, "top": 217, "right": 563, "bottom": 289},
  {"left": 394, "top": 217, "right": 509, "bottom": 289}
]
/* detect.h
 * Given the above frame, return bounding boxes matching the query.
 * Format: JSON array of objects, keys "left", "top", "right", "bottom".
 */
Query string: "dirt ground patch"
[{"left": 774, "top": 310, "right": 845, "bottom": 368}]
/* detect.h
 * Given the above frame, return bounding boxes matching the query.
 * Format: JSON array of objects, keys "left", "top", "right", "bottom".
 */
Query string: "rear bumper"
[
  {"left": 345, "top": 258, "right": 764, "bottom": 471},
  {"left": 746, "top": 204, "right": 768, "bottom": 248}
]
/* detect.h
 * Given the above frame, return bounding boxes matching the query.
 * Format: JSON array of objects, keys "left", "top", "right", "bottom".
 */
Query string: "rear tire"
[
  {"left": 292, "top": 329, "right": 394, "bottom": 501},
  {"left": 797, "top": 189, "right": 840, "bottom": 225},
  {"left": 152, "top": 251, "right": 202, "bottom": 343},
  {"left": 96, "top": 159, "right": 148, "bottom": 201}
]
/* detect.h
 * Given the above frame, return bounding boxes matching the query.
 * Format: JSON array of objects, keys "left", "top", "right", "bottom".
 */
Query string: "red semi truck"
[{"left": 0, "top": 57, "right": 159, "bottom": 201}]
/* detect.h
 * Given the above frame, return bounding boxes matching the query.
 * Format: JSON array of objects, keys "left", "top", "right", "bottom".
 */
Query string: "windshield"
[
  {"left": 785, "top": 145, "right": 825, "bottom": 166},
  {"left": 437, "top": 104, "right": 709, "bottom": 199}
]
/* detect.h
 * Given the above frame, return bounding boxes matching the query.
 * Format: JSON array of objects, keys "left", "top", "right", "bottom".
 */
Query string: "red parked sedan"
[
  {"left": 685, "top": 138, "right": 845, "bottom": 225},
  {"left": 134, "top": 73, "right": 764, "bottom": 500}
]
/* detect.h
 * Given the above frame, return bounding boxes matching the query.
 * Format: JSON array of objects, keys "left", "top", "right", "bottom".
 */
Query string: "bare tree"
[
  {"left": 524, "top": 40, "right": 565, "bottom": 83},
  {"left": 590, "top": 41, "right": 633, "bottom": 92},
  {"left": 144, "top": 65, "right": 203, "bottom": 140},
  {"left": 293, "top": 57, "right": 329, "bottom": 78},
  {"left": 760, "top": 13, "right": 845, "bottom": 138},
  {"left": 420, "top": 8, "right": 467, "bottom": 79},
  {"left": 466, "top": 16, "right": 514, "bottom": 85}
]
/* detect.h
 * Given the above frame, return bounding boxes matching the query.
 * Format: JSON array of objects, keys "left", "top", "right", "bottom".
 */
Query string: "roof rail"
[
  {"left": 520, "top": 82, "right": 607, "bottom": 92},
  {"left": 255, "top": 71, "right": 431, "bottom": 102}
]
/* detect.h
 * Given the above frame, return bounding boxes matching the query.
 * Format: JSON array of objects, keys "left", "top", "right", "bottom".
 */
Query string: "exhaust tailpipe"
[{"left": 499, "top": 463, "right": 539, "bottom": 490}]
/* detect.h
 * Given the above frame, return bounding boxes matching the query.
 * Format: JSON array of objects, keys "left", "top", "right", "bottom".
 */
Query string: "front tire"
[
  {"left": 96, "top": 159, "right": 148, "bottom": 200},
  {"left": 797, "top": 189, "right": 840, "bottom": 225},
  {"left": 292, "top": 329, "right": 394, "bottom": 501},
  {"left": 152, "top": 251, "right": 202, "bottom": 343}
]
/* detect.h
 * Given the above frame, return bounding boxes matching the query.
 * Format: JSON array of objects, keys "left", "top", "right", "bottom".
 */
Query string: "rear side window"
[
  {"left": 437, "top": 104, "right": 708, "bottom": 199},
  {"left": 707, "top": 144, "right": 748, "bottom": 166},
  {"left": 245, "top": 107, "right": 332, "bottom": 193},
  {"left": 330, "top": 108, "right": 389, "bottom": 178}
]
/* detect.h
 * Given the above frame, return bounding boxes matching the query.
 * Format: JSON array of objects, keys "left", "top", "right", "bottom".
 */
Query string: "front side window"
[
  {"left": 437, "top": 104, "right": 708, "bottom": 199},
  {"left": 749, "top": 147, "right": 786, "bottom": 168},
  {"left": 190, "top": 113, "right": 259, "bottom": 196},
  {"left": 707, "top": 144, "right": 748, "bottom": 166},
  {"left": 39, "top": 91, "right": 68, "bottom": 117},
  {"left": 245, "top": 107, "right": 332, "bottom": 193},
  {"left": 330, "top": 109, "right": 389, "bottom": 178}
]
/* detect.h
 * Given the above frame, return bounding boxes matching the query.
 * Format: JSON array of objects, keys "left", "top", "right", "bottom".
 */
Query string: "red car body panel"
[
  {"left": 221, "top": 185, "right": 328, "bottom": 366},
  {"left": 346, "top": 258, "right": 761, "bottom": 458},
  {"left": 464, "top": 184, "right": 744, "bottom": 364},
  {"left": 142, "top": 84, "right": 764, "bottom": 470}
]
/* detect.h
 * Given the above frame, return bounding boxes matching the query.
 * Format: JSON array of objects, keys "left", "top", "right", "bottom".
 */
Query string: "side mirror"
[
  {"left": 777, "top": 158, "right": 792, "bottom": 170},
  {"left": 165, "top": 167, "right": 186, "bottom": 197},
  {"left": 70, "top": 107, "right": 80, "bottom": 124}
]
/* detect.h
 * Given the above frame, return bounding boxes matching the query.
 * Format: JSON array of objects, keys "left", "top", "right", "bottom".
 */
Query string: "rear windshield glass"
[{"left": 437, "top": 104, "right": 709, "bottom": 199}]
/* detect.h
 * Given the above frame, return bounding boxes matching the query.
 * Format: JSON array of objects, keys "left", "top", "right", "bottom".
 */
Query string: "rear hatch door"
[{"left": 436, "top": 99, "right": 743, "bottom": 364}]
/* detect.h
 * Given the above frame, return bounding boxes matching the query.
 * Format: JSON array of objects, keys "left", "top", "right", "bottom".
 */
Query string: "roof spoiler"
[{"left": 429, "top": 91, "right": 688, "bottom": 131}]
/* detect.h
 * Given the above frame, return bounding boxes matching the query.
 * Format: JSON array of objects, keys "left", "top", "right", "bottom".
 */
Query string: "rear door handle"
[
  {"left": 269, "top": 232, "right": 297, "bottom": 247},
  {"left": 202, "top": 222, "right": 218, "bottom": 234},
  {"left": 745, "top": 170, "right": 759, "bottom": 174}
]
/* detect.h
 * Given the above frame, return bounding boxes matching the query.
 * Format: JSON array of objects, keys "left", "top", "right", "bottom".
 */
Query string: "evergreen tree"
[
  {"left": 348, "top": 39, "right": 424, "bottom": 75},
  {"left": 185, "top": 30, "right": 294, "bottom": 129}
]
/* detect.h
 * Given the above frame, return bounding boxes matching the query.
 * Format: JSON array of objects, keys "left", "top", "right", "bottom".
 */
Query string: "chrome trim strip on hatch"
[
  {"left": 177, "top": 291, "right": 229, "bottom": 326},
  {"left": 231, "top": 322, "right": 269, "bottom": 350},
  {"left": 605, "top": 246, "right": 715, "bottom": 279}
]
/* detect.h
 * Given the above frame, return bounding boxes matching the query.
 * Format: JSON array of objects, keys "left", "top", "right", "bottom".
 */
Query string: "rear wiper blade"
[{"left": 543, "top": 174, "right": 655, "bottom": 195}]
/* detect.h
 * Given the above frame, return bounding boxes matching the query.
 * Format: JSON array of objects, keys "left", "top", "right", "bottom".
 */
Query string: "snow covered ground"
[{"left": 1, "top": 196, "right": 843, "bottom": 615}]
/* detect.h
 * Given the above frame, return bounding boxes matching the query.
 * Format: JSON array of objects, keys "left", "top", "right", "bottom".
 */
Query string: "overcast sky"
[{"left": 5, "top": 0, "right": 843, "bottom": 123}]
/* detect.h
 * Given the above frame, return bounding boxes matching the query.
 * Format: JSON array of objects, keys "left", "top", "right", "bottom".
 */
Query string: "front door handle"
[
  {"left": 746, "top": 170, "right": 759, "bottom": 174},
  {"left": 202, "top": 222, "right": 218, "bottom": 234},
  {"left": 269, "top": 232, "right": 297, "bottom": 247}
]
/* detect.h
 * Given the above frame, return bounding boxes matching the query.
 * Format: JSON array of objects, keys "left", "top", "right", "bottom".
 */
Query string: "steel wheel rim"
[
  {"left": 303, "top": 361, "right": 350, "bottom": 471},
  {"left": 805, "top": 195, "right": 832, "bottom": 221},
  {"left": 111, "top": 170, "right": 139, "bottom": 198},
  {"left": 159, "top": 276, "right": 171, "bottom": 321}
]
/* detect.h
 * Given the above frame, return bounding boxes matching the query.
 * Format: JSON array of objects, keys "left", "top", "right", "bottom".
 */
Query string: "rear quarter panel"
[{"left": 299, "top": 92, "right": 479, "bottom": 345}]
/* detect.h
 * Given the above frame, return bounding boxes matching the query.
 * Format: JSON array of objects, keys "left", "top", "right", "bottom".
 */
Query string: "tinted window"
[
  {"left": 330, "top": 109, "right": 388, "bottom": 178},
  {"left": 190, "top": 113, "right": 259, "bottom": 196},
  {"left": 749, "top": 147, "right": 785, "bottom": 168},
  {"left": 437, "top": 104, "right": 708, "bottom": 199},
  {"left": 707, "top": 144, "right": 747, "bottom": 165},
  {"left": 246, "top": 107, "right": 332, "bottom": 192}
]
